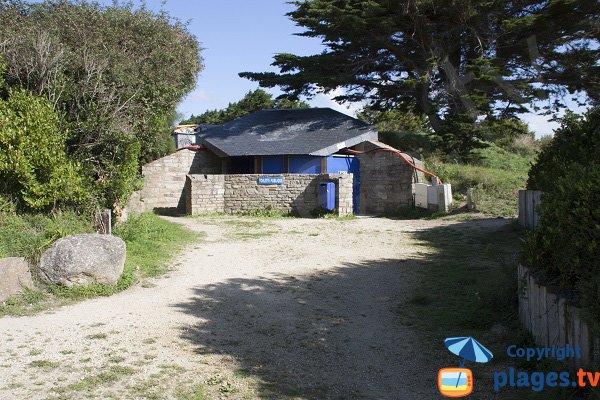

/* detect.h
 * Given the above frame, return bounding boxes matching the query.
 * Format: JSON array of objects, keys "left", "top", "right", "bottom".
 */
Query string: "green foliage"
[
  {"left": 0, "top": 89, "right": 87, "bottom": 210},
  {"left": 522, "top": 109, "right": 600, "bottom": 332},
  {"left": 41, "top": 212, "right": 199, "bottom": 299},
  {"left": 180, "top": 89, "right": 309, "bottom": 125},
  {"left": 427, "top": 145, "right": 535, "bottom": 216},
  {"left": 114, "top": 212, "right": 198, "bottom": 278},
  {"left": 480, "top": 117, "right": 533, "bottom": 148},
  {"left": 401, "top": 222, "right": 522, "bottom": 334},
  {"left": 0, "top": 210, "right": 92, "bottom": 262},
  {"left": 0, "top": 211, "right": 197, "bottom": 315},
  {"left": 357, "top": 107, "right": 438, "bottom": 156},
  {"left": 241, "top": 0, "right": 599, "bottom": 155},
  {"left": 436, "top": 112, "right": 489, "bottom": 157},
  {"left": 361, "top": 106, "right": 536, "bottom": 160},
  {"left": 0, "top": 1, "right": 202, "bottom": 207},
  {"left": 527, "top": 108, "right": 600, "bottom": 191}
]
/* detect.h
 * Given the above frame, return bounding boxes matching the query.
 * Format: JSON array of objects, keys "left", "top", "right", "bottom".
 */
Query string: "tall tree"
[
  {"left": 0, "top": 0, "right": 202, "bottom": 207},
  {"left": 180, "top": 89, "right": 309, "bottom": 125},
  {"left": 241, "top": 0, "right": 599, "bottom": 156}
]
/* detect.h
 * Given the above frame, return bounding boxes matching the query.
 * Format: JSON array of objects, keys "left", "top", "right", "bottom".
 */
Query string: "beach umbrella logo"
[{"left": 438, "top": 337, "right": 493, "bottom": 398}]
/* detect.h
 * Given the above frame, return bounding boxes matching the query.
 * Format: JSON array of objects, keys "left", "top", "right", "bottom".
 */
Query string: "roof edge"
[{"left": 308, "top": 131, "right": 379, "bottom": 156}]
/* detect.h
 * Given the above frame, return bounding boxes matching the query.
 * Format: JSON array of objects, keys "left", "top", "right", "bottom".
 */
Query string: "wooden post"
[
  {"left": 466, "top": 187, "right": 476, "bottom": 211},
  {"left": 95, "top": 209, "right": 111, "bottom": 234}
]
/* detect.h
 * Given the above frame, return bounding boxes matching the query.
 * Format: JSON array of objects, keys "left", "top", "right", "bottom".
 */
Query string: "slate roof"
[{"left": 193, "top": 108, "right": 378, "bottom": 157}]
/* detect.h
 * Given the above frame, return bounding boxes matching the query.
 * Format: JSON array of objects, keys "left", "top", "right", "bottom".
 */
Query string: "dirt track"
[{"left": 0, "top": 215, "right": 509, "bottom": 399}]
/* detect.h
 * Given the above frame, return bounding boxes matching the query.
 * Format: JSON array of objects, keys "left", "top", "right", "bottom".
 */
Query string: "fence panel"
[
  {"left": 518, "top": 190, "right": 541, "bottom": 229},
  {"left": 518, "top": 265, "right": 597, "bottom": 367}
]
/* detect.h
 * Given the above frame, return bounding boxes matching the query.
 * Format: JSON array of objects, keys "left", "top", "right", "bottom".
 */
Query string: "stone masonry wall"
[
  {"left": 187, "top": 173, "right": 353, "bottom": 217},
  {"left": 127, "top": 149, "right": 221, "bottom": 214},
  {"left": 358, "top": 150, "right": 425, "bottom": 215},
  {"left": 185, "top": 175, "right": 225, "bottom": 214},
  {"left": 333, "top": 174, "right": 353, "bottom": 216}
]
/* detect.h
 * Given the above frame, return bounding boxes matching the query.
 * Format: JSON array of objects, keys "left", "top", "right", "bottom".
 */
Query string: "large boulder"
[
  {"left": 39, "top": 234, "right": 126, "bottom": 287},
  {"left": 0, "top": 257, "right": 34, "bottom": 302}
]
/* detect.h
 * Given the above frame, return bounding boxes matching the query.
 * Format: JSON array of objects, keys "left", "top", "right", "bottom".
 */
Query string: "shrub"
[
  {"left": 527, "top": 108, "right": 600, "bottom": 191},
  {"left": 522, "top": 165, "right": 600, "bottom": 326},
  {"left": 522, "top": 108, "right": 600, "bottom": 331},
  {"left": 0, "top": 89, "right": 88, "bottom": 210}
]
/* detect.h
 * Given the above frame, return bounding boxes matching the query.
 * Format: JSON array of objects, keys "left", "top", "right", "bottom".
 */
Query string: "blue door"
[{"left": 327, "top": 155, "right": 360, "bottom": 214}]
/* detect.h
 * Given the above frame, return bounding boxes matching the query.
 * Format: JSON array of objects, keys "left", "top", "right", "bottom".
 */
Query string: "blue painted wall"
[
  {"left": 327, "top": 155, "right": 360, "bottom": 214},
  {"left": 262, "top": 156, "right": 285, "bottom": 173},
  {"left": 289, "top": 155, "right": 322, "bottom": 174}
]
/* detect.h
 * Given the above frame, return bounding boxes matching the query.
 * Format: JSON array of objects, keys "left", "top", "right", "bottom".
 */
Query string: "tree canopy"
[
  {"left": 241, "top": 0, "right": 599, "bottom": 156},
  {"left": 0, "top": 0, "right": 202, "bottom": 208},
  {"left": 180, "top": 89, "right": 309, "bottom": 125}
]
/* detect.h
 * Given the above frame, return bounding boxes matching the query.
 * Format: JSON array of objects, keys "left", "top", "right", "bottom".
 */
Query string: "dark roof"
[{"left": 195, "top": 108, "right": 378, "bottom": 157}]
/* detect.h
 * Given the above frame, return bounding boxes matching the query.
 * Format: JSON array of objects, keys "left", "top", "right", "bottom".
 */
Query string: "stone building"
[{"left": 127, "top": 108, "right": 428, "bottom": 216}]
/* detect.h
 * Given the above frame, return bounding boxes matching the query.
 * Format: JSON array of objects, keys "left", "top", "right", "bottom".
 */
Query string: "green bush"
[
  {"left": 522, "top": 108, "right": 600, "bottom": 331},
  {"left": 522, "top": 166, "right": 600, "bottom": 328},
  {"left": 527, "top": 108, "right": 600, "bottom": 191},
  {"left": 0, "top": 90, "right": 88, "bottom": 210}
]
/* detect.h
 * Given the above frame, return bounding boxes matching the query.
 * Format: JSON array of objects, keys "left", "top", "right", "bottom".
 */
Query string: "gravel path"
[{"left": 0, "top": 215, "right": 508, "bottom": 399}]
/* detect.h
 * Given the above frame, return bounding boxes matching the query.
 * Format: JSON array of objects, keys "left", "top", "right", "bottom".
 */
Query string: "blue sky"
[{"left": 119, "top": 0, "right": 586, "bottom": 137}]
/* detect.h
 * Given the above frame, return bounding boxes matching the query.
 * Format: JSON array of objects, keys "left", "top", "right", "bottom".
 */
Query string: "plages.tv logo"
[{"left": 438, "top": 336, "right": 494, "bottom": 398}]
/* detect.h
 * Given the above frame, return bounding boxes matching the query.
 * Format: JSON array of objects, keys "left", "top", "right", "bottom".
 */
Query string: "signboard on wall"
[{"left": 258, "top": 176, "right": 284, "bottom": 185}]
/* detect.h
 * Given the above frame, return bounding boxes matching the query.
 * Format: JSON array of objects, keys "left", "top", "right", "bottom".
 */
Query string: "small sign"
[{"left": 258, "top": 176, "right": 284, "bottom": 185}]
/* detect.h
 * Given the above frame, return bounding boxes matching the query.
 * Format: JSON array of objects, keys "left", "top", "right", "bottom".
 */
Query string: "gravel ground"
[{"left": 0, "top": 215, "right": 508, "bottom": 399}]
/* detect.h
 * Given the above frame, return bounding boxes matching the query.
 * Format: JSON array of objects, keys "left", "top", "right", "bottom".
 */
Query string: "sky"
[{"left": 110, "top": 0, "right": 587, "bottom": 137}]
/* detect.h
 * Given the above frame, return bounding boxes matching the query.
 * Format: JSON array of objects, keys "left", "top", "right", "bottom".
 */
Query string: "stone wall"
[
  {"left": 358, "top": 144, "right": 425, "bottom": 215},
  {"left": 127, "top": 149, "right": 221, "bottom": 214},
  {"left": 333, "top": 174, "right": 353, "bottom": 216},
  {"left": 187, "top": 173, "right": 353, "bottom": 217},
  {"left": 185, "top": 175, "right": 225, "bottom": 214}
]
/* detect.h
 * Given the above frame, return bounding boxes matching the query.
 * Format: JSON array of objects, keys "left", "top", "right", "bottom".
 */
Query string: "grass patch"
[
  {"left": 0, "top": 212, "right": 198, "bottom": 316},
  {"left": 174, "top": 384, "right": 206, "bottom": 400},
  {"left": 29, "top": 360, "right": 59, "bottom": 369},
  {"left": 67, "top": 365, "right": 136, "bottom": 392},
  {"left": 86, "top": 333, "right": 108, "bottom": 340},
  {"left": 399, "top": 222, "right": 522, "bottom": 334},
  {"left": 0, "top": 288, "right": 48, "bottom": 316},
  {"left": 397, "top": 220, "right": 577, "bottom": 398},
  {"left": 426, "top": 145, "right": 535, "bottom": 217},
  {"left": 0, "top": 210, "right": 92, "bottom": 262},
  {"left": 238, "top": 209, "right": 292, "bottom": 218},
  {"left": 231, "top": 231, "right": 274, "bottom": 240},
  {"left": 114, "top": 212, "right": 199, "bottom": 278}
]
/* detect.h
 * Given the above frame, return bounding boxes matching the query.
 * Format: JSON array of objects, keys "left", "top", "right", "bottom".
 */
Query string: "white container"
[
  {"left": 414, "top": 183, "right": 429, "bottom": 209},
  {"left": 416, "top": 182, "right": 453, "bottom": 212}
]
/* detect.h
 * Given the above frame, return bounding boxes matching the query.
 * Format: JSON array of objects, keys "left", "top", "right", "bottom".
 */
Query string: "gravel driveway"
[{"left": 0, "top": 215, "right": 506, "bottom": 399}]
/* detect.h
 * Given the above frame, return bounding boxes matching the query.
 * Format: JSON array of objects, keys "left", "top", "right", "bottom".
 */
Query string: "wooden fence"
[
  {"left": 518, "top": 190, "right": 541, "bottom": 230},
  {"left": 518, "top": 265, "right": 599, "bottom": 366}
]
